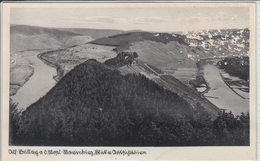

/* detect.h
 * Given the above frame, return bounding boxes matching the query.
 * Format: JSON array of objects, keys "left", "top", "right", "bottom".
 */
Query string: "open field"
[
  {"left": 40, "top": 44, "right": 117, "bottom": 80},
  {"left": 10, "top": 51, "right": 35, "bottom": 96},
  {"left": 10, "top": 66, "right": 34, "bottom": 96},
  {"left": 124, "top": 40, "right": 199, "bottom": 70},
  {"left": 123, "top": 40, "right": 200, "bottom": 85},
  {"left": 172, "top": 68, "right": 197, "bottom": 85}
]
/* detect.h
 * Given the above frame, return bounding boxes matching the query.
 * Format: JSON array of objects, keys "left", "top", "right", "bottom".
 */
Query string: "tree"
[{"left": 9, "top": 100, "right": 21, "bottom": 145}]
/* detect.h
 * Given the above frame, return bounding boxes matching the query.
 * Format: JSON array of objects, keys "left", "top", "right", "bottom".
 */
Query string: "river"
[
  {"left": 11, "top": 51, "right": 57, "bottom": 111},
  {"left": 202, "top": 64, "right": 249, "bottom": 116}
]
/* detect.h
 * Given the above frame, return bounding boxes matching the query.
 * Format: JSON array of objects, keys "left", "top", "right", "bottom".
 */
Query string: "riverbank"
[
  {"left": 37, "top": 52, "right": 64, "bottom": 82},
  {"left": 37, "top": 43, "right": 118, "bottom": 82},
  {"left": 219, "top": 72, "right": 246, "bottom": 99},
  {"left": 202, "top": 64, "right": 249, "bottom": 116},
  {"left": 10, "top": 66, "right": 34, "bottom": 96},
  {"left": 11, "top": 51, "right": 57, "bottom": 111}
]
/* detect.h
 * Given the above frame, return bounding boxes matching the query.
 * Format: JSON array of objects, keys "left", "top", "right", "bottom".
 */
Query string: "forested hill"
[
  {"left": 11, "top": 59, "right": 249, "bottom": 146},
  {"left": 90, "top": 32, "right": 188, "bottom": 52},
  {"left": 16, "top": 59, "right": 195, "bottom": 145}
]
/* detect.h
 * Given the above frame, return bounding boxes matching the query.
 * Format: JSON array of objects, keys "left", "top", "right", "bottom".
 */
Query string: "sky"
[{"left": 10, "top": 6, "right": 249, "bottom": 32}]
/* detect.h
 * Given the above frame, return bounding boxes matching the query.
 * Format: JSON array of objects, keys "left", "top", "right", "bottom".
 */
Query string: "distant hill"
[
  {"left": 57, "top": 28, "right": 125, "bottom": 40},
  {"left": 10, "top": 25, "right": 124, "bottom": 51},
  {"left": 10, "top": 25, "right": 93, "bottom": 51},
  {"left": 89, "top": 29, "right": 249, "bottom": 70},
  {"left": 90, "top": 32, "right": 188, "bottom": 52},
  {"left": 37, "top": 28, "right": 249, "bottom": 85}
]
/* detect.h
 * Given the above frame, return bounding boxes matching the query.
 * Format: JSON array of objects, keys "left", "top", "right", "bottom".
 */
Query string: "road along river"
[
  {"left": 11, "top": 51, "right": 57, "bottom": 111},
  {"left": 202, "top": 64, "right": 249, "bottom": 116}
]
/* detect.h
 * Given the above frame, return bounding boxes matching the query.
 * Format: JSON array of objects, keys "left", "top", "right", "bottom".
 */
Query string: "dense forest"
[
  {"left": 217, "top": 56, "right": 249, "bottom": 81},
  {"left": 10, "top": 59, "right": 249, "bottom": 146}
]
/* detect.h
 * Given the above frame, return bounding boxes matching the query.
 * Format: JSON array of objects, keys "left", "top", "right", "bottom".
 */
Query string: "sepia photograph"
[{"left": 1, "top": 2, "right": 257, "bottom": 160}]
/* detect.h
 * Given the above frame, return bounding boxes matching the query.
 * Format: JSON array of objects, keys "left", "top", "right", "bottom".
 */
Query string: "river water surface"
[
  {"left": 11, "top": 51, "right": 56, "bottom": 111},
  {"left": 202, "top": 64, "right": 249, "bottom": 116}
]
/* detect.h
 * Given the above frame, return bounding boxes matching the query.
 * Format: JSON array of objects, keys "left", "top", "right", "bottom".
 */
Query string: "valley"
[
  {"left": 9, "top": 25, "right": 250, "bottom": 146},
  {"left": 10, "top": 26, "right": 250, "bottom": 116},
  {"left": 9, "top": 25, "right": 122, "bottom": 97}
]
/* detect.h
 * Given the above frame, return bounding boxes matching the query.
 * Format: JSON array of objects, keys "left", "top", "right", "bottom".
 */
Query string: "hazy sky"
[{"left": 11, "top": 6, "right": 249, "bottom": 32}]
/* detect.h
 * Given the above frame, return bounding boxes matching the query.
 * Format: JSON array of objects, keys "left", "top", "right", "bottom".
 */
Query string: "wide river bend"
[{"left": 11, "top": 51, "right": 56, "bottom": 111}]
